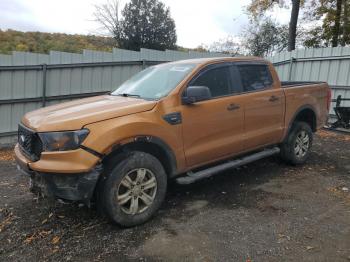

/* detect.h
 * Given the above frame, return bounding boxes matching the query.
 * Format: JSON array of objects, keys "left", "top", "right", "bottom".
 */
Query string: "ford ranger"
[{"left": 15, "top": 57, "right": 331, "bottom": 227}]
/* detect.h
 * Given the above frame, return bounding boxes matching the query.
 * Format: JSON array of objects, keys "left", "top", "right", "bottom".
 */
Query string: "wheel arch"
[
  {"left": 101, "top": 136, "right": 178, "bottom": 178},
  {"left": 284, "top": 105, "right": 317, "bottom": 140}
]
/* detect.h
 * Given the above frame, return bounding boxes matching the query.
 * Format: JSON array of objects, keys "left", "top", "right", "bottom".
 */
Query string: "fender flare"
[
  {"left": 283, "top": 104, "right": 317, "bottom": 141},
  {"left": 105, "top": 135, "right": 178, "bottom": 177}
]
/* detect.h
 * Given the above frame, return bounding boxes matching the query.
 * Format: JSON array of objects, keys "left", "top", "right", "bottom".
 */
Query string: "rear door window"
[{"left": 238, "top": 64, "right": 273, "bottom": 92}]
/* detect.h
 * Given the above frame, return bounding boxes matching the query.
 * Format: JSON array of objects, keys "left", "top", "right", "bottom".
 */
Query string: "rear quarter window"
[{"left": 238, "top": 64, "right": 273, "bottom": 92}]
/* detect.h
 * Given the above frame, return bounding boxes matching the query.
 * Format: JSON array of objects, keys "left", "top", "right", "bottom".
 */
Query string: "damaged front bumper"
[
  {"left": 16, "top": 157, "right": 102, "bottom": 205},
  {"left": 14, "top": 143, "right": 103, "bottom": 205}
]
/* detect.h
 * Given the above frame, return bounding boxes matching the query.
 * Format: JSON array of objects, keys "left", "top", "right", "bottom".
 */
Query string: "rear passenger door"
[
  {"left": 237, "top": 63, "right": 285, "bottom": 150},
  {"left": 181, "top": 63, "right": 245, "bottom": 168}
]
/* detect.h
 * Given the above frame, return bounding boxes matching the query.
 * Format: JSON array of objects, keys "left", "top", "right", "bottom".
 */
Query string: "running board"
[{"left": 176, "top": 147, "right": 280, "bottom": 185}]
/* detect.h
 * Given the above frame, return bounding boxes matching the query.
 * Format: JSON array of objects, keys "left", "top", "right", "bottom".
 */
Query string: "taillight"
[{"left": 327, "top": 88, "right": 332, "bottom": 111}]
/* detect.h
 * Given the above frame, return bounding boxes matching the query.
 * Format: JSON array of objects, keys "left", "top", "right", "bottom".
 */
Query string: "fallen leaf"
[
  {"left": 52, "top": 247, "right": 59, "bottom": 254},
  {"left": 24, "top": 234, "right": 36, "bottom": 244},
  {"left": 39, "top": 230, "right": 51, "bottom": 237},
  {"left": 52, "top": 236, "right": 60, "bottom": 245},
  {"left": 0, "top": 149, "right": 15, "bottom": 161},
  {"left": 306, "top": 246, "right": 314, "bottom": 250},
  {"left": 0, "top": 215, "right": 14, "bottom": 232}
]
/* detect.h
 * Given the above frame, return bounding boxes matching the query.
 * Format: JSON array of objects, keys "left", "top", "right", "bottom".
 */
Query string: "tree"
[
  {"left": 302, "top": 0, "right": 350, "bottom": 47},
  {"left": 0, "top": 30, "right": 116, "bottom": 54},
  {"left": 93, "top": 0, "right": 122, "bottom": 40},
  {"left": 242, "top": 18, "right": 289, "bottom": 57},
  {"left": 94, "top": 0, "right": 177, "bottom": 51},
  {"left": 302, "top": 27, "right": 325, "bottom": 47},
  {"left": 288, "top": 0, "right": 301, "bottom": 51},
  {"left": 341, "top": 0, "right": 350, "bottom": 45},
  {"left": 247, "top": 0, "right": 301, "bottom": 51},
  {"left": 201, "top": 36, "right": 243, "bottom": 55},
  {"left": 333, "top": 0, "right": 342, "bottom": 46}
]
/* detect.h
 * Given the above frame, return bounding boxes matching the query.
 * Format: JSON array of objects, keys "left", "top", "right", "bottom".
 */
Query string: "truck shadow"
[{"left": 163, "top": 156, "right": 286, "bottom": 215}]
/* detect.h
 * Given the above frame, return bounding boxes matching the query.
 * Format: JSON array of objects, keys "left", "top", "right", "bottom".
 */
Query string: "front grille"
[{"left": 18, "top": 124, "right": 43, "bottom": 161}]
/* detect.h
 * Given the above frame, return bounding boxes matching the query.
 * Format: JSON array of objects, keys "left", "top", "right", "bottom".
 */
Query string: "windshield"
[{"left": 111, "top": 63, "right": 196, "bottom": 100}]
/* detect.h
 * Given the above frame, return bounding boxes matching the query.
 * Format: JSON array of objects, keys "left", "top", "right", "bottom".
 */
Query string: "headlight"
[{"left": 38, "top": 129, "right": 89, "bottom": 152}]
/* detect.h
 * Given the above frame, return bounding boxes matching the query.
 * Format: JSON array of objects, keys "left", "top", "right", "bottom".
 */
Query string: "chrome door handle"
[
  {"left": 227, "top": 103, "right": 240, "bottom": 111},
  {"left": 269, "top": 95, "right": 279, "bottom": 102}
]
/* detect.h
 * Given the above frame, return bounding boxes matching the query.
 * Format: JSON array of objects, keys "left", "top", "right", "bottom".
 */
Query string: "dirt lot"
[{"left": 0, "top": 130, "right": 350, "bottom": 262}]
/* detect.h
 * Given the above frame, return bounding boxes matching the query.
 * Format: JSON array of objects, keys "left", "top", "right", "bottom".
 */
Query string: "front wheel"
[
  {"left": 280, "top": 121, "right": 313, "bottom": 165},
  {"left": 100, "top": 151, "right": 167, "bottom": 227}
]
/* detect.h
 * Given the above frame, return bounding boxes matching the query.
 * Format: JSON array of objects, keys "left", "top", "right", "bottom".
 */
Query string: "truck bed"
[{"left": 282, "top": 81, "right": 329, "bottom": 132}]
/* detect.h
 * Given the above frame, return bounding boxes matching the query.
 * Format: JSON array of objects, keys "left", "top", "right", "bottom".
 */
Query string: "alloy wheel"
[
  {"left": 116, "top": 168, "right": 157, "bottom": 215},
  {"left": 294, "top": 130, "right": 310, "bottom": 158}
]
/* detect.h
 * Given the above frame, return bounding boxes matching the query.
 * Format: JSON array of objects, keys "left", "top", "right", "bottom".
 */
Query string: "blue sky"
[{"left": 0, "top": 0, "right": 291, "bottom": 48}]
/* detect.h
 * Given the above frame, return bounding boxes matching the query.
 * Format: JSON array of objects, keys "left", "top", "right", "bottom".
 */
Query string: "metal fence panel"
[{"left": 267, "top": 47, "right": 350, "bottom": 117}]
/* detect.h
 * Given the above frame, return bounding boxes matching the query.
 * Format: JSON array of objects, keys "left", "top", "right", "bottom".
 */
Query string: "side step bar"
[{"left": 176, "top": 147, "right": 280, "bottom": 185}]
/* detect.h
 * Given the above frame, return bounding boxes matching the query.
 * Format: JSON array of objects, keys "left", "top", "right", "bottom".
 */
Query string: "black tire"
[
  {"left": 99, "top": 151, "right": 167, "bottom": 227},
  {"left": 280, "top": 121, "right": 313, "bottom": 165}
]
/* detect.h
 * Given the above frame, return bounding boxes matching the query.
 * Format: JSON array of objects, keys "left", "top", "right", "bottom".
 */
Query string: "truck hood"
[{"left": 22, "top": 95, "right": 157, "bottom": 132}]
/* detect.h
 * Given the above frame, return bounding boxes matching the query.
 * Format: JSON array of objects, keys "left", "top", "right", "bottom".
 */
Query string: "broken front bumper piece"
[{"left": 17, "top": 162, "right": 102, "bottom": 204}]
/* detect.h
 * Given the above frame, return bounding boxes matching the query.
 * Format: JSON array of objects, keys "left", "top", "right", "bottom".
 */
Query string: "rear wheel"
[
  {"left": 99, "top": 151, "right": 167, "bottom": 227},
  {"left": 280, "top": 121, "right": 313, "bottom": 165}
]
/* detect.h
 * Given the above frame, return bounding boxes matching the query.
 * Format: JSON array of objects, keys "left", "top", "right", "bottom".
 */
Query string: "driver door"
[{"left": 181, "top": 63, "right": 244, "bottom": 168}]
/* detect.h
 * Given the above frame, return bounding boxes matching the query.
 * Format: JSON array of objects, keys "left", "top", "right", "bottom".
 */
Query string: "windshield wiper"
[
  {"left": 118, "top": 93, "right": 141, "bottom": 98},
  {"left": 113, "top": 93, "right": 156, "bottom": 101}
]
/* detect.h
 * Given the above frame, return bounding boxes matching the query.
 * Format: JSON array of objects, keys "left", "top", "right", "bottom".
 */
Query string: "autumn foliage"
[{"left": 0, "top": 30, "right": 116, "bottom": 54}]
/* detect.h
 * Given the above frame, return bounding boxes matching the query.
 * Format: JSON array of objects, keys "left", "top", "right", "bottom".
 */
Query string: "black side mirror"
[{"left": 182, "top": 86, "right": 211, "bottom": 104}]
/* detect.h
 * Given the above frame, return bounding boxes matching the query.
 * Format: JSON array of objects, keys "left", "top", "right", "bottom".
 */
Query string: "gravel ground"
[{"left": 0, "top": 130, "right": 350, "bottom": 262}]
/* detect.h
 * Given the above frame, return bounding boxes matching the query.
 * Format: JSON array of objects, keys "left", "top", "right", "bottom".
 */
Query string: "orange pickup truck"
[{"left": 15, "top": 57, "right": 331, "bottom": 226}]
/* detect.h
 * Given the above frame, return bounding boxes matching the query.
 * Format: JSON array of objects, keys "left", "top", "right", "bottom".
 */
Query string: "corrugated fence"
[
  {"left": 0, "top": 48, "right": 228, "bottom": 146},
  {"left": 266, "top": 47, "right": 350, "bottom": 118}
]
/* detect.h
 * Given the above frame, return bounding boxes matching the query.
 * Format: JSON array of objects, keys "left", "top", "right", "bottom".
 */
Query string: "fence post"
[
  {"left": 42, "top": 64, "right": 47, "bottom": 107},
  {"left": 288, "top": 57, "right": 295, "bottom": 81},
  {"left": 142, "top": 59, "right": 146, "bottom": 70}
]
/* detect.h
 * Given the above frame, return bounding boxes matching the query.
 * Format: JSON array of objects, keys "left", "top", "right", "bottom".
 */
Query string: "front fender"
[{"left": 82, "top": 110, "right": 186, "bottom": 172}]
